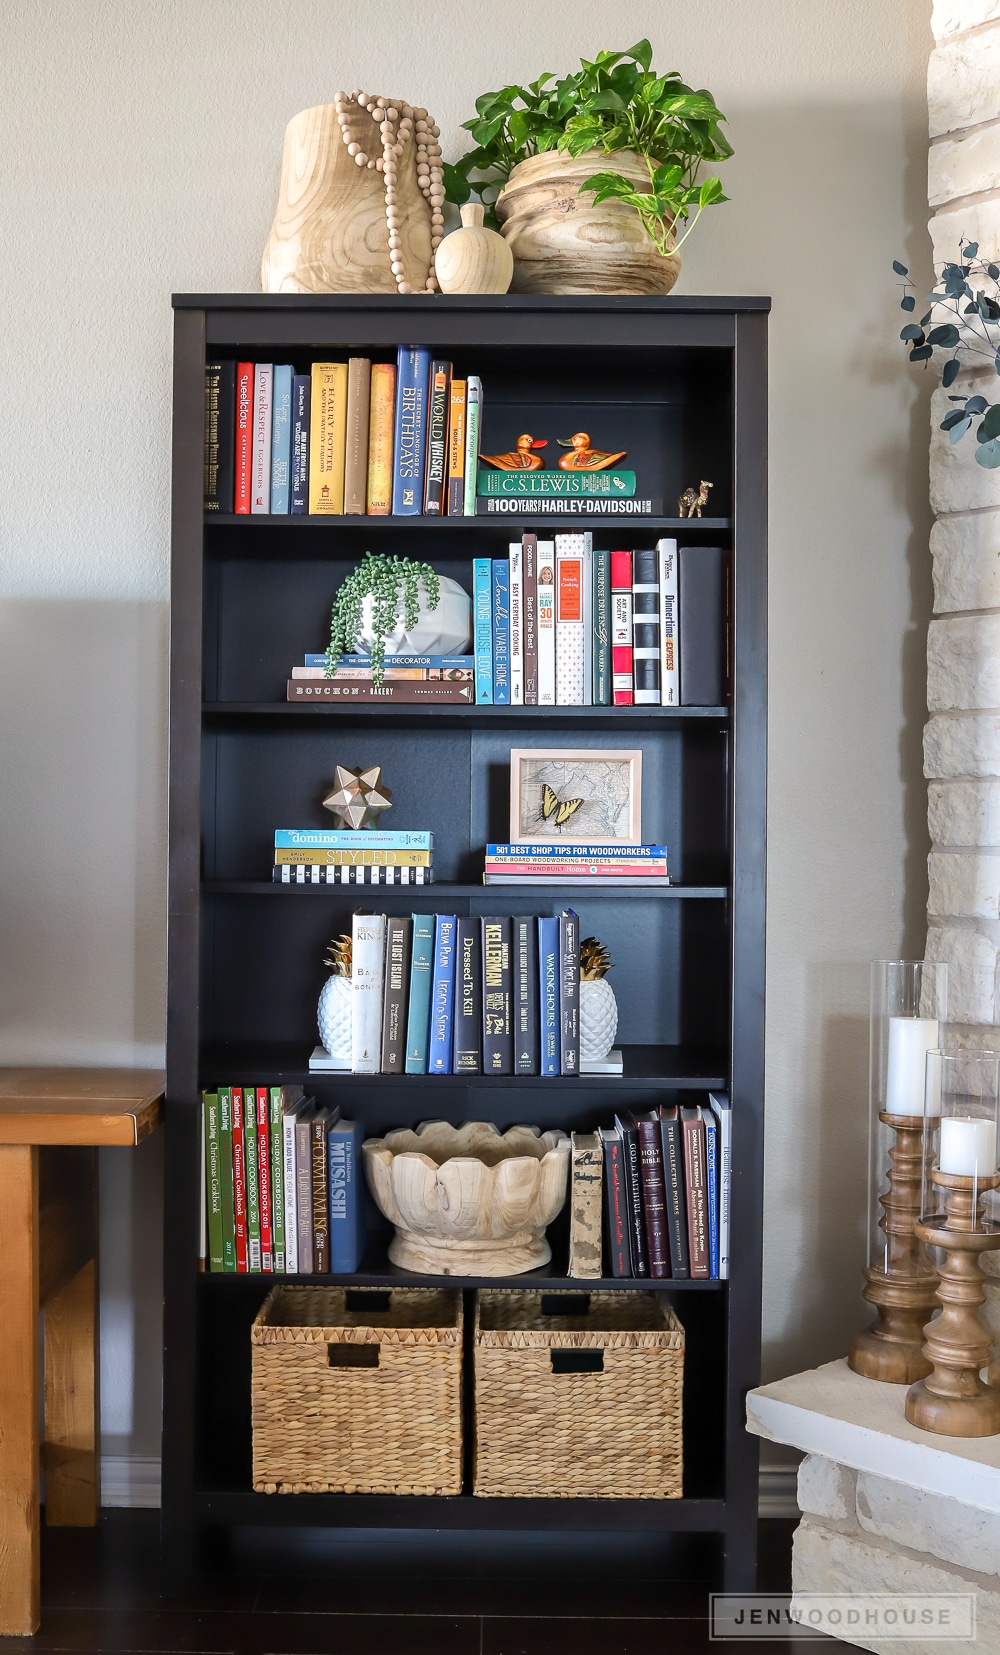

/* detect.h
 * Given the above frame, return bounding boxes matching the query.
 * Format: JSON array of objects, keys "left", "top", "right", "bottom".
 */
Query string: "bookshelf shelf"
[
  {"left": 166, "top": 292, "right": 767, "bottom": 1596},
  {"left": 196, "top": 1259, "right": 725, "bottom": 1292}
]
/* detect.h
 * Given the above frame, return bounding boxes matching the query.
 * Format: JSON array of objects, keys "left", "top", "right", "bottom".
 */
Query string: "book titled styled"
[
  {"left": 453, "top": 917, "right": 483, "bottom": 1073},
  {"left": 290, "top": 372, "right": 310, "bottom": 515},
  {"left": 614, "top": 1112, "right": 648, "bottom": 1277},
  {"left": 473, "top": 557, "right": 493, "bottom": 704},
  {"left": 309, "top": 362, "right": 349, "bottom": 514},
  {"left": 568, "top": 1131, "right": 603, "bottom": 1278},
  {"left": 447, "top": 378, "right": 466, "bottom": 514},
  {"left": 234, "top": 362, "right": 254, "bottom": 514},
  {"left": 522, "top": 532, "right": 538, "bottom": 704},
  {"left": 428, "top": 914, "right": 457, "bottom": 1074},
  {"left": 679, "top": 545, "right": 728, "bottom": 705},
  {"left": 681, "top": 1104, "right": 710, "bottom": 1278},
  {"left": 512, "top": 915, "right": 539, "bottom": 1076},
  {"left": 366, "top": 361, "right": 396, "bottom": 514},
  {"left": 632, "top": 545, "right": 660, "bottom": 704},
  {"left": 635, "top": 1109, "right": 671, "bottom": 1279},
  {"left": 344, "top": 356, "right": 372, "bottom": 515},
  {"left": 463, "top": 375, "right": 481, "bottom": 515},
  {"left": 558, "top": 908, "right": 580, "bottom": 1076},
  {"left": 404, "top": 913, "right": 436, "bottom": 1073},
  {"left": 657, "top": 537, "right": 679, "bottom": 705},
  {"left": 610, "top": 548, "right": 634, "bottom": 705},
  {"left": 481, "top": 915, "right": 512, "bottom": 1075},
  {"left": 328, "top": 1118, "right": 366, "bottom": 1273},
  {"left": 491, "top": 558, "right": 511, "bottom": 705},
  {"left": 203, "top": 361, "right": 235, "bottom": 514},
  {"left": 250, "top": 362, "right": 273, "bottom": 515},
  {"left": 600, "top": 1125, "right": 631, "bottom": 1277},
  {"left": 380, "top": 915, "right": 412, "bottom": 1074},
  {"left": 351, "top": 912, "right": 386, "bottom": 1074},
  {"left": 536, "top": 543, "right": 556, "bottom": 706},
  {"left": 423, "top": 358, "right": 450, "bottom": 514},
  {"left": 538, "top": 915, "right": 560, "bottom": 1077},
  {"left": 555, "top": 533, "right": 587, "bottom": 705},
  {"left": 269, "top": 363, "right": 292, "bottom": 515},
  {"left": 392, "top": 345, "right": 430, "bottom": 515}
]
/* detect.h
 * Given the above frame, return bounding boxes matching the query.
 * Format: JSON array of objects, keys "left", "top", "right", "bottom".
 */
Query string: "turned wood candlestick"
[
  {"left": 905, "top": 1170, "right": 1000, "bottom": 1437},
  {"left": 848, "top": 1112, "right": 938, "bottom": 1384}
]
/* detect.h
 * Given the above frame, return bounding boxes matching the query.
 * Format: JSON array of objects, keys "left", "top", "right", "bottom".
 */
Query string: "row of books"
[
  {"left": 201, "top": 1088, "right": 366, "bottom": 1275},
  {"left": 203, "top": 351, "right": 483, "bottom": 518},
  {"left": 315, "top": 909, "right": 584, "bottom": 1077},
  {"left": 287, "top": 651, "right": 476, "bottom": 709},
  {"left": 601, "top": 1097, "right": 730, "bottom": 1280},
  {"left": 273, "top": 828, "right": 435, "bottom": 887}
]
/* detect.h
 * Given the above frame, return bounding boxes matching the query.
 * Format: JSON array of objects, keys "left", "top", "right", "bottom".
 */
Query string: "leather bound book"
[
  {"left": 634, "top": 1109, "right": 671, "bottom": 1279},
  {"left": 600, "top": 1125, "right": 631, "bottom": 1277},
  {"left": 614, "top": 1113, "right": 648, "bottom": 1277},
  {"left": 681, "top": 1105, "right": 711, "bottom": 1277},
  {"left": 658, "top": 1103, "right": 690, "bottom": 1278}
]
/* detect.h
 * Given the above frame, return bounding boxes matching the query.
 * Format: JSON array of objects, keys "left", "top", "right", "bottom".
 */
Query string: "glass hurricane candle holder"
[
  {"left": 848, "top": 960, "right": 947, "bottom": 1384},
  {"left": 906, "top": 1049, "right": 1000, "bottom": 1438}
]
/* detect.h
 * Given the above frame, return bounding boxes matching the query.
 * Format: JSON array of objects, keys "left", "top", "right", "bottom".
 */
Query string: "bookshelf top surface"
[{"left": 173, "top": 292, "right": 772, "bottom": 314}]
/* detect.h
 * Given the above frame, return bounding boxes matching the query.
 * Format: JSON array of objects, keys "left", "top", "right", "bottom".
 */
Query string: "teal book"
[
  {"left": 492, "top": 559, "right": 510, "bottom": 705},
  {"left": 593, "top": 548, "right": 611, "bottom": 705},
  {"left": 204, "top": 1094, "right": 224, "bottom": 1273},
  {"left": 392, "top": 346, "right": 430, "bottom": 515},
  {"left": 474, "top": 557, "right": 493, "bottom": 703},
  {"left": 477, "top": 468, "right": 637, "bottom": 497},
  {"left": 270, "top": 364, "right": 292, "bottom": 514},
  {"left": 463, "top": 376, "right": 482, "bottom": 516},
  {"left": 404, "top": 913, "right": 436, "bottom": 1073},
  {"left": 217, "top": 1087, "right": 236, "bottom": 1272}
]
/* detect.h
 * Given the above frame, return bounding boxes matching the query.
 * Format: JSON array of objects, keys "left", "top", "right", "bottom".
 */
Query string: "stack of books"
[
  {"left": 287, "top": 653, "right": 476, "bottom": 707},
  {"left": 312, "top": 909, "right": 583, "bottom": 1077},
  {"left": 274, "top": 829, "right": 434, "bottom": 886},
  {"left": 201, "top": 1086, "right": 366, "bottom": 1275},
  {"left": 601, "top": 1096, "right": 730, "bottom": 1281},
  {"left": 484, "top": 843, "right": 669, "bottom": 886},
  {"left": 203, "top": 350, "right": 483, "bottom": 517}
]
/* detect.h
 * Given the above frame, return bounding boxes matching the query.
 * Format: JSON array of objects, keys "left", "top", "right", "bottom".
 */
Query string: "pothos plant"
[
  {"left": 896, "top": 243, "right": 1000, "bottom": 466},
  {"left": 326, "top": 552, "right": 440, "bottom": 686},
  {"left": 444, "top": 40, "right": 731, "bottom": 259}
]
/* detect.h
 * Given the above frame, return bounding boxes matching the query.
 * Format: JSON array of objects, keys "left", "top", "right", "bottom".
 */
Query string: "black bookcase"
[{"left": 164, "top": 293, "right": 768, "bottom": 1591}]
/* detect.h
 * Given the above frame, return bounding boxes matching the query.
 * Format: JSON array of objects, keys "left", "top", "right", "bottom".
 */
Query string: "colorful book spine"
[
  {"left": 682, "top": 1105, "right": 710, "bottom": 1278},
  {"left": 269, "top": 1089, "right": 287, "bottom": 1273},
  {"left": 423, "top": 359, "right": 450, "bottom": 514},
  {"left": 474, "top": 557, "right": 493, "bottom": 704},
  {"left": 536, "top": 544, "right": 556, "bottom": 706},
  {"left": 218, "top": 1088, "right": 236, "bottom": 1272},
  {"left": 275, "top": 829, "right": 433, "bottom": 849},
  {"left": 290, "top": 373, "right": 310, "bottom": 514},
  {"left": 311, "top": 1107, "right": 333, "bottom": 1273},
  {"left": 231, "top": 1088, "right": 248, "bottom": 1273},
  {"left": 447, "top": 378, "right": 466, "bottom": 514},
  {"left": 256, "top": 1087, "right": 273, "bottom": 1272},
  {"left": 481, "top": 915, "right": 512, "bottom": 1075},
  {"left": 404, "top": 913, "right": 436, "bottom": 1074},
  {"left": 289, "top": 679, "right": 474, "bottom": 705},
  {"left": 269, "top": 364, "right": 292, "bottom": 515},
  {"left": 611, "top": 549, "right": 634, "bottom": 705},
  {"left": 636, "top": 1110, "right": 671, "bottom": 1280},
  {"left": 351, "top": 912, "right": 386, "bottom": 1074},
  {"left": 632, "top": 545, "right": 660, "bottom": 704},
  {"left": 512, "top": 914, "right": 539, "bottom": 1076},
  {"left": 309, "top": 362, "right": 348, "bottom": 515},
  {"left": 344, "top": 357, "right": 372, "bottom": 515},
  {"left": 305, "top": 654, "right": 472, "bottom": 671},
  {"left": 657, "top": 537, "right": 679, "bottom": 706},
  {"left": 366, "top": 362, "right": 396, "bottom": 514},
  {"left": 294, "top": 1103, "right": 315, "bottom": 1274},
  {"left": 328, "top": 1119, "right": 366, "bottom": 1273},
  {"left": 380, "top": 915, "right": 411, "bottom": 1074},
  {"left": 243, "top": 1091, "right": 262, "bottom": 1272},
  {"left": 282, "top": 1099, "right": 300, "bottom": 1274},
  {"left": 555, "top": 534, "right": 587, "bottom": 705},
  {"left": 658, "top": 1104, "right": 690, "bottom": 1279},
  {"left": 581, "top": 536, "right": 594, "bottom": 706},
  {"left": 538, "top": 915, "right": 560, "bottom": 1078},
  {"left": 522, "top": 533, "right": 538, "bottom": 704},
  {"left": 492, "top": 558, "right": 511, "bottom": 705},
  {"left": 615, "top": 1112, "right": 649, "bottom": 1277},
  {"left": 234, "top": 362, "right": 254, "bottom": 514},
  {"left": 453, "top": 917, "right": 482, "bottom": 1073},
  {"left": 709, "top": 1093, "right": 731, "bottom": 1279},
  {"left": 486, "top": 842, "right": 668, "bottom": 860},
  {"left": 392, "top": 346, "right": 430, "bottom": 515},
  {"left": 558, "top": 908, "right": 580, "bottom": 1076},
  {"left": 463, "top": 375, "right": 481, "bottom": 516},
  {"left": 203, "top": 361, "right": 235, "bottom": 514},
  {"left": 204, "top": 1094, "right": 224, "bottom": 1272},
  {"left": 508, "top": 541, "right": 524, "bottom": 705},
  {"left": 593, "top": 548, "right": 611, "bottom": 705},
  {"left": 600, "top": 1126, "right": 631, "bottom": 1278},
  {"left": 250, "top": 363, "right": 273, "bottom": 515},
  {"left": 428, "top": 914, "right": 457, "bottom": 1074},
  {"left": 705, "top": 1104, "right": 720, "bottom": 1280},
  {"left": 477, "top": 468, "right": 638, "bottom": 497}
]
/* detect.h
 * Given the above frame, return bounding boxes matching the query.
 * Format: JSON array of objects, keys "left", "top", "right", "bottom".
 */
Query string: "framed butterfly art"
[{"left": 508, "top": 748, "right": 642, "bottom": 844}]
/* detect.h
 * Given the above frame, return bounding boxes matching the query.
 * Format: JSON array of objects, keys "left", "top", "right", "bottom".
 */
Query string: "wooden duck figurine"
[
  {"left": 479, "top": 433, "right": 548, "bottom": 470},
  {"left": 557, "top": 432, "right": 627, "bottom": 471}
]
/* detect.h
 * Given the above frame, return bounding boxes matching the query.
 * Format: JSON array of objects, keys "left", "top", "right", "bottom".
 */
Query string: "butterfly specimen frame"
[{"left": 508, "top": 748, "right": 642, "bottom": 844}]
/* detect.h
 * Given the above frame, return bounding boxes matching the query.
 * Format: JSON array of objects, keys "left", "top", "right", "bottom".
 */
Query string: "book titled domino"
[{"left": 275, "top": 829, "right": 433, "bottom": 849}]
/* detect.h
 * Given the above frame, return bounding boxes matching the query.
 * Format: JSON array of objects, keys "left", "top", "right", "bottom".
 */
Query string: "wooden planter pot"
[{"left": 494, "top": 150, "right": 681, "bottom": 297}]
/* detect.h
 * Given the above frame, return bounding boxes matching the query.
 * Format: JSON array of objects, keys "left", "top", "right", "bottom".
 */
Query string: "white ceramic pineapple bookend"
[
  {"left": 318, "top": 933, "right": 353, "bottom": 1066},
  {"left": 579, "top": 937, "right": 618, "bottom": 1063}
]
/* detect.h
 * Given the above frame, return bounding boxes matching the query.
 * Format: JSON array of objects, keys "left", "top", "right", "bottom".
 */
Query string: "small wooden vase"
[
  {"left": 905, "top": 1171, "right": 1000, "bottom": 1437},
  {"left": 848, "top": 1113, "right": 938, "bottom": 1384},
  {"left": 434, "top": 204, "right": 513, "bottom": 294}
]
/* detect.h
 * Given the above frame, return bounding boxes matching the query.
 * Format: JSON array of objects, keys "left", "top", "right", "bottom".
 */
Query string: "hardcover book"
[
  {"left": 255, "top": 1086, "right": 274, "bottom": 1272},
  {"left": 287, "top": 679, "right": 473, "bottom": 704},
  {"left": 243, "top": 1090, "right": 262, "bottom": 1272},
  {"left": 366, "top": 361, "right": 395, "bottom": 514},
  {"left": 522, "top": 533, "right": 538, "bottom": 704},
  {"left": 271, "top": 1085, "right": 304, "bottom": 1274},
  {"left": 231, "top": 1087, "right": 249, "bottom": 1273},
  {"left": 269, "top": 363, "right": 292, "bottom": 515},
  {"left": 593, "top": 548, "right": 611, "bottom": 705},
  {"left": 428, "top": 914, "right": 457, "bottom": 1074},
  {"left": 657, "top": 537, "right": 679, "bottom": 706},
  {"left": 600, "top": 1125, "right": 631, "bottom": 1277},
  {"left": 491, "top": 558, "right": 511, "bottom": 705},
  {"left": 351, "top": 912, "right": 386, "bottom": 1074},
  {"left": 275, "top": 829, "right": 433, "bottom": 850},
  {"left": 328, "top": 1118, "right": 366, "bottom": 1273},
  {"left": 392, "top": 345, "right": 430, "bottom": 515},
  {"left": 512, "top": 915, "right": 539, "bottom": 1076},
  {"left": 423, "top": 358, "right": 450, "bottom": 514},
  {"left": 679, "top": 545, "right": 727, "bottom": 706},
  {"left": 705, "top": 1104, "right": 720, "bottom": 1279},
  {"left": 203, "top": 361, "right": 235, "bottom": 514},
  {"left": 681, "top": 1104, "right": 710, "bottom": 1278},
  {"left": 463, "top": 375, "right": 481, "bottom": 516},
  {"left": 203, "top": 1094, "right": 224, "bottom": 1272},
  {"left": 536, "top": 544, "right": 556, "bottom": 706},
  {"left": 290, "top": 373, "right": 310, "bottom": 514},
  {"left": 632, "top": 545, "right": 660, "bottom": 704},
  {"left": 380, "top": 915, "right": 411, "bottom": 1074},
  {"left": 635, "top": 1110, "right": 671, "bottom": 1279},
  {"left": 477, "top": 469, "right": 638, "bottom": 497},
  {"left": 294, "top": 1101, "right": 317, "bottom": 1274},
  {"left": 555, "top": 534, "right": 587, "bottom": 705},
  {"left": 447, "top": 378, "right": 466, "bottom": 514},
  {"left": 558, "top": 908, "right": 580, "bottom": 1076},
  {"left": 453, "top": 917, "right": 483, "bottom": 1072},
  {"left": 538, "top": 915, "right": 559, "bottom": 1077},
  {"left": 614, "top": 1112, "right": 648, "bottom": 1277},
  {"left": 481, "top": 915, "right": 512, "bottom": 1075},
  {"left": 275, "top": 847, "right": 431, "bottom": 866},
  {"left": 344, "top": 357, "right": 372, "bottom": 515},
  {"left": 234, "top": 362, "right": 253, "bottom": 514},
  {"left": 311, "top": 1105, "right": 336, "bottom": 1273},
  {"left": 473, "top": 557, "right": 493, "bottom": 703},
  {"left": 582, "top": 537, "right": 594, "bottom": 706},
  {"left": 508, "top": 541, "right": 524, "bottom": 705},
  {"left": 250, "top": 363, "right": 273, "bottom": 515},
  {"left": 218, "top": 1087, "right": 236, "bottom": 1272},
  {"left": 708, "top": 1092, "right": 732, "bottom": 1279},
  {"left": 282, "top": 1096, "right": 307, "bottom": 1274},
  {"left": 309, "top": 362, "right": 349, "bottom": 515},
  {"left": 610, "top": 549, "right": 634, "bottom": 705},
  {"left": 404, "top": 913, "right": 436, "bottom": 1074},
  {"left": 568, "top": 1131, "right": 603, "bottom": 1278},
  {"left": 658, "top": 1104, "right": 690, "bottom": 1278},
  {"left": 277, "top": 864, "right": 433, "bottom": 886}
]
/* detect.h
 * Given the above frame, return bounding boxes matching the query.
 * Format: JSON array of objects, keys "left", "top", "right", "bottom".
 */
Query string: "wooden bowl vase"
[
  {"left": 363, "top": 1120, "right": 571, "bottom": 1275},
  {"left": 494, "top": 149, "right": 681, "bottom": 297}
]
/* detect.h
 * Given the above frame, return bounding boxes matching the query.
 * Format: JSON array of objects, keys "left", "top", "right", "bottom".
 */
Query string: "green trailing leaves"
[{"left": 326, "top": 554, "right": 440, "bottom": 688}]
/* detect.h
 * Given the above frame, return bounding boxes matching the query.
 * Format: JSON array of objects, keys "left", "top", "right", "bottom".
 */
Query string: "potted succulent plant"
[
  {"left": 444, "top": 41, "right": 731, "bottom": 296},
  {"left": 326, "top": 552, "right": 472, "bottom": 685}
]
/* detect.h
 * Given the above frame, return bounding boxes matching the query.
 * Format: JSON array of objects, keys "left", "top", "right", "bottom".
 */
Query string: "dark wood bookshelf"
[{"left": 165, "top": 293, "right": 768, "bottom": 1596}]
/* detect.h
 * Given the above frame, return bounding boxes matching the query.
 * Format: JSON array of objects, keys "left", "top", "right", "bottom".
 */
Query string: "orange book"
[
  {"left": 366, "top": 363, "right": 396, "bottom": 515},
  {"left": 447, "top": 379, "right": 466, "bottom": 515}
]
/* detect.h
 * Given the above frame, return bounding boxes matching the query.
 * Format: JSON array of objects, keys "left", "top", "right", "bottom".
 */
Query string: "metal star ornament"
[{"left": 322, "top": 764, "right": 393, "bottom": 830}]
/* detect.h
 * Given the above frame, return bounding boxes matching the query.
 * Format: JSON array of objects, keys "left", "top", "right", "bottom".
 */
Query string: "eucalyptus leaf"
[
  {"left": 979, "top": 404, "right": 1000, "bottom": 439},
  {"left": 942, "top": 358, "right": 960, "bottom": 387},
  {"left": 901, "top": 294, "right": 915, "bottom": 311},
  {"left": 941, "top": 408, "right": 968, "bottom": 430},
  {"left": 928, "top": 323, "right": 960, "bottom": 347},
  {"left": 900, "top": 325, "right": 924, "bottom": 341},
  {"left": 976, "top": 437, "right": 1000, "bottom": 467},
  {"left": 949, "top": 416, "right": 973, "bottom": 442},
  {"left": 966, "top": 396, "right": 989, "bottom": 414},
  {"left": 892, "top": 259, "right": 908, "bottom": 275}
]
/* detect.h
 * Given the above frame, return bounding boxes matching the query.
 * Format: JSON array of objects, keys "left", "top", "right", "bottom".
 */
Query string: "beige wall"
[{"left": 0, "top": 0, "right": 932, "bottom": 1463}]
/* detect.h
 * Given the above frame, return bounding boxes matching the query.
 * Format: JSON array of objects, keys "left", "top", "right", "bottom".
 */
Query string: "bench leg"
[
  {"left": 0, "top": 1143, "right": 40, "bottom": 1635},
  {"left": 44, "top": 1257, "right": 99, "bottom": 1526}
]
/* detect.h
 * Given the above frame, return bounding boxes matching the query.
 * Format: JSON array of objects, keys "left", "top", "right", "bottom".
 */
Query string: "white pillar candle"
[
  {"left": 885, "top": 1017, "right": 940, "bottom": 1115},
  {"left": 939, "top": 1116, "right": 998, "bottom": 1177}
]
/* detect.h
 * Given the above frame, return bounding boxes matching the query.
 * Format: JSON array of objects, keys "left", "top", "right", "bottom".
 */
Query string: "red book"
[
  {"left": 234, "top": 361, "right": 254, "bottom": 514},
  {"left": 611, "top": 550, "right": 634, "bottom": 705},
  {"left": 231, "top": 1087, "right": 248, "bottom": 1273},
  {"left": 256, "top": 1087, "right": 273, "bottom": 1273}
]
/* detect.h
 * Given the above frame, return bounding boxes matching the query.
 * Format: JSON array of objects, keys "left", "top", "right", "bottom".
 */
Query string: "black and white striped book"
[
  {"left": 273, "top": 864, "right": 432, "bottom": 885},
  {"left": 632, "top": 546, "right": 661, "bottom": 704}
]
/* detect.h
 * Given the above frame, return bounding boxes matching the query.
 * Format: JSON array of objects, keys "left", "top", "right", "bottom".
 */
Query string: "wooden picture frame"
[{"left": 508, "top": 748, "right": 643, "bottom": 844}]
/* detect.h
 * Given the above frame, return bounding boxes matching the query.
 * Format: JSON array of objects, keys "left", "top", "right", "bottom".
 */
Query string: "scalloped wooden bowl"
[{"left": 362, "top": 1120, "right": 571, "bottom": 1275}]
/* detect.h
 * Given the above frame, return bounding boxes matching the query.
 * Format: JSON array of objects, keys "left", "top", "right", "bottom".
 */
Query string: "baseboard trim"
[{"left": 758, "top": 1466, "right": 799, "bottom": 1519}]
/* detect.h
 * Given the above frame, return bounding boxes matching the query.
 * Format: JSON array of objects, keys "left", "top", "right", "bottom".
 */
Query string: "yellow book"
[
  {"left": 447, "top": 379, "right": 466, "bottom": 516},
  {"left": 366, "top": 362, "right": 396, "bottom": 515},
  {"left": 309, "top": 363, "right": 348, "bottom": 514}
]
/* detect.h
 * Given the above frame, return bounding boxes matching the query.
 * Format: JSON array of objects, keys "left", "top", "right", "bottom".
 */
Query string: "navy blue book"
[
  {"left": 538, "top": 916, "right": 560, "bottom": 1078},
  {"left": 392, "top": 346, "right": 430, "bottom": 515},
  {"left": 327, "top": 1117, "right": 366, "bottom": 1272},
  {"left": 513, "top": 915, "right": 539, "bottom": 1076},
  {"left": 558, "top": 908, "right": 580, "bottom": 1076},
  {"left": 481, "top": 915, "right": 512, "bottom": 1074},
  {"left": 428, "top": 914, "right": 457, "bottom": 1074},
  {"left": 492, "top": 558, "right": 511, "bottom": 705},
  {"left": 290, "top": 374, "right": 310, "bottom": 515}
]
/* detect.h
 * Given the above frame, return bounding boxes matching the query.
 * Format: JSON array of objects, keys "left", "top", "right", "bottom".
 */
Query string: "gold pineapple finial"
[
  {"left": 580, "top": 936, "right": 613, "bottom": 981},
  {"left": 324, "top": 933, "right": 353, "bottom": 977}
]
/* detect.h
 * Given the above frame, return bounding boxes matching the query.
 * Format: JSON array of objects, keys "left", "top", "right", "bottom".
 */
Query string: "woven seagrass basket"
[
  {"left": 251, "top": 1284, "right": 463, "bottom": 1494},
  {"left": 473, "top": 1288, "right": 684, "bottom": 1499}
]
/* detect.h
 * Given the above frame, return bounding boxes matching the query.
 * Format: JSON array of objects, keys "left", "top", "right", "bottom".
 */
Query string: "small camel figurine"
[{"left": 678, "top": 479, "right": 713, "bottom": 518}]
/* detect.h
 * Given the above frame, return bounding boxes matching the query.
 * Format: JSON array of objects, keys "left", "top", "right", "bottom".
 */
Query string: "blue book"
[
  {"left": 492, "top": 559, "right": 511, "bottom": 705},
  {"left": 392, "top": 346, "right": 430, "bottom": 515},
  {"left": 275, "top": 829, "right": 433, "bottom": 850},
  {"left": 270, "top": 365, "right": 292, "bottom": 514},
  {"left": 704, "top": 1105, "right": 719, "bottom": 1280},
  {"left": 538, "top": 916, "right": 560, "bottom": 1078},
  {"left": 327, "top": 1118, "right": 366, "bottom": 1272},
  {"left": 290, "top": 373, "right": 310, "bottom": 514},
  {"left": 404, "top": 914, "right": 436, "bottom": 1074},
  {"left": 474, "top": 558, "right": 493, "bottom": 704},
  {"left": 428, "top": 915, "right": 457, "bottom": 1075}
]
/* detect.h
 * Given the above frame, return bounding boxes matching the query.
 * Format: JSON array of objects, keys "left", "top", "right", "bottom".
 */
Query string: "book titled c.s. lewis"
[
  {"left": 392, "top": 346, "right": 430, "bottom": 515},
  {"left": 351, "top": 912, "right": 386, "bottom": 1074}
]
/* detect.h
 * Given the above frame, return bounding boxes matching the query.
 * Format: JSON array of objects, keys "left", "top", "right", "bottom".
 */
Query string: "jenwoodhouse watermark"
[{"left": 710, "top": 1592, "right": 977, "bottom": 1640}]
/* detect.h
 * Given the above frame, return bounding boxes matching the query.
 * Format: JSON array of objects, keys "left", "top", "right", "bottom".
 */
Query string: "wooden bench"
[{"left": 0, "top": 1067, "right": 164, "bottom": 1635}]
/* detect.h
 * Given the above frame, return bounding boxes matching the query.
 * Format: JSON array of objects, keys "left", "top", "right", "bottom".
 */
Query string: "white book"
[
  {"left": 536, "top": 542, "right": 556, "bottom": 705},
  {"left": 555, "top": 532, "right": 589, "bottom": 705},
  {"left": 658, "top": 538, "right": 679, "bottom": 706},
  {"left": 708, "top": 1092, "right": 731, "bottom": 1279},
  {"left": 251, "top": 363, "right": 273, "bottom": 514},
  {"left": 581, "top": 538, "right": 594, "bottom": 705},
  {"left": 282, "top": 1100, "right": 303, "bottom": 1273},
  {"left": 351, "top": 911, "right": 386, "bottom": 1073},
  {"left": 509, "top": 540, "right": 524, "bottom": 704}
]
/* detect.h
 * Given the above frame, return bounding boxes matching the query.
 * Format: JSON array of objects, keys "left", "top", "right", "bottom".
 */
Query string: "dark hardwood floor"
[{"left": 0, "top": 1511, "right": 859, "bottom": 1653}]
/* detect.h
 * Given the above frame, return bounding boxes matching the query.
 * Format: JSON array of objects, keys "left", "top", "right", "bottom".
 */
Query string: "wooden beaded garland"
[{"left": 333, "top": 87, "right": 442, "bottom": 294}]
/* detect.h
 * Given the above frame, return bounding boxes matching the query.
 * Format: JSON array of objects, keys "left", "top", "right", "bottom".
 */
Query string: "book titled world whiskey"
[{"left": 423, "top": 359, "right": 450, "bottom": 514}]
